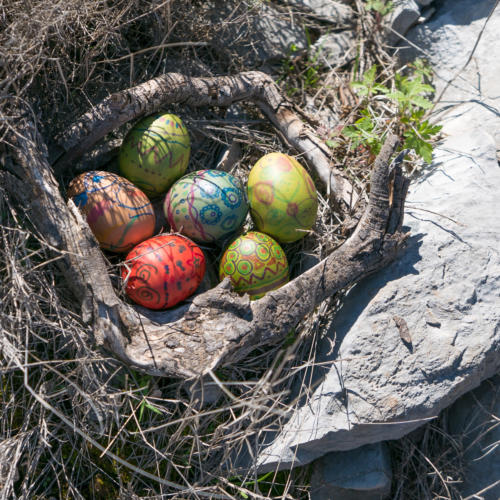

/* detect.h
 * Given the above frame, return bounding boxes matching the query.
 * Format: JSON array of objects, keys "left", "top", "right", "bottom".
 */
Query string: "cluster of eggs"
[{"left": 67, "top": 112, "right": 318, "bottom": 309}]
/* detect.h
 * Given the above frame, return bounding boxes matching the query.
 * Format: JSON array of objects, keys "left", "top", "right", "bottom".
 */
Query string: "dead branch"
[
  {"left": 3, "top": 78, "right": 409, "bottom": 379},
  {"left": 51, "top": 71, "right": 358, "bottom": 209}
]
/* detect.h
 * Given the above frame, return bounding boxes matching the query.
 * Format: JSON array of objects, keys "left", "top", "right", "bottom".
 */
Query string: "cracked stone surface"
[{"left": 255, "top": 0, "right": 500, "bottom": 472}]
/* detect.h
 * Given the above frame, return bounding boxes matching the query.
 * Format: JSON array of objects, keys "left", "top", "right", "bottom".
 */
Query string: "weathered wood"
[
  {"left": 52, "top": 71, "right": 358, "bottom": 209},
  {"left": 4, "top": 80, "right": 409, "bottom": 379}
]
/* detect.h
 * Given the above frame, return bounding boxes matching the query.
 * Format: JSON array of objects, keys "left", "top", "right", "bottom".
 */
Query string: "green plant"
[
  {"left": 132, "top": 373, "right": 162, "bottom": 423},
  {"left": 279, "top": 31, "right": 322, "bottom": 97},
  {"left": 343, "top": 60, "right": 442, "bottom": 163},
  {"left": 351, "top": 64, "right": 389, "bottom": 97},
  {"left": 365, "top": 0, "right": 394, "bottom": 16},
  {"left": 343, "top": 110, "right": 384, "bottom": 155}
]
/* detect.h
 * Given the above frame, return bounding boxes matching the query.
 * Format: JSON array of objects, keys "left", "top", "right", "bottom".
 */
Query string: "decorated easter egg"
[
  {"left": 119, "top": 113, "right": 190, "bottom": 198},
  {"left": 219, "top": 231, "right": 288, "bottom": 299},
  {"left": 67, "top": 171, "right": 155, "bottom": 253},
  {"left": 247, "top": 153, "right": 318, "bottom": 243},
  {"left": 122, "top": 234, "right": 206, "bottom": 309},
  {"left": 164, "top": 169, "right": 248, "bottom": 243}
]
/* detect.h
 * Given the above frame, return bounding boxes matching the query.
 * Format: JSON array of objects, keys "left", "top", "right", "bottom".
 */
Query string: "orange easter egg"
[{"left": 67, "top": 171, "right": 155, "bottom": 253}]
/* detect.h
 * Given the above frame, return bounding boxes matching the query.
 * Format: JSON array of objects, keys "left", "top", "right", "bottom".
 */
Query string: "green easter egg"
[
  {"left": 219, "top": 231, "right": 289, "bottom": 299},
  {"left": 248, "top": 153, "right": 318, "bottom": 243},
  {"left": 119, "top": 113, "right": 190, "bottom": 198}
]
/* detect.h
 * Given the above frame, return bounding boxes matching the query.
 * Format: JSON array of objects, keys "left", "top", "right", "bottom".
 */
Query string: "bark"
[
  {"left": 3, "top": 79, "right": 410, "bottom": 379},
  {"left": 52, "top": 71, "right": 358, "bottom": 209}
]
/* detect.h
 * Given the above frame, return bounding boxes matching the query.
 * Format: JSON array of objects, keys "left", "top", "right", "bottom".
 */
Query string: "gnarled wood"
[
  {"left": 4, "top": 76, "right": 410, "bottom": 379},
  {"left": 52, "top": 71, "right": 358, "bottom": 209}
]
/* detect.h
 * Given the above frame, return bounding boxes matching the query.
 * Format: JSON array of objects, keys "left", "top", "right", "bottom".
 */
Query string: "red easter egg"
[{"left": 122, "top": 234, "right": 206, "bottom": 309}]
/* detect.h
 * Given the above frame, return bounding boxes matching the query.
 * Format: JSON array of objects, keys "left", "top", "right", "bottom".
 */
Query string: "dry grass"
[{"left": 0, "top": 0, "right": 477, "bottom": 499}]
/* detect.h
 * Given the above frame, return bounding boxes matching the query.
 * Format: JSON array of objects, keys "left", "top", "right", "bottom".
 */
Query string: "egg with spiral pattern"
[
  {"left": 119, "top": 113, "right": 190, "bottom": 198},
  {"left": 248, "top": 152, "right": 318, "bottom": 243},
  {"left": 122, "top": 234, "right": 206, "bottom": 310},
  {"left": 219, "top": 231, "right": 288, "bottom": 299},
  {"left": 67, "top": 171, "right": 155, "bottom": 253},
  {"left": 164, "top": 169, "right": 248, "bottom": 243}
]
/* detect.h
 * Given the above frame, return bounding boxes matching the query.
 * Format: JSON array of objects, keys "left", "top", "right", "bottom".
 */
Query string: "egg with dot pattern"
[
  {"left": 164, "top": 169, "right": 248, "bottom": 243},
  {"left": 122, "top": 234, "right": 206, "bottom": 310},
  {"left": 119, "top": 113, "right": 190, "bottom": 198},
  {"left": 67, "top": 171, "right": 155, "bottom": 253},
  {"left": 247, "top": 153, "right": 318, "bottom": 243},
  {"left": 219, "top": 231, "right": 288, "bottom": 299}
]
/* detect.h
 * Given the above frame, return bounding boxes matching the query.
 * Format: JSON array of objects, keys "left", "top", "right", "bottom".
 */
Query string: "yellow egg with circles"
[{"left": 247, "top": 153, "right": 318, "bottom": 243}]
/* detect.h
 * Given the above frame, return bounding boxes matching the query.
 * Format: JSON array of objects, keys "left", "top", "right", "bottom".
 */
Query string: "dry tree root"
[{"left": 3, "top": 74, "right": 410, "bottom": 379}]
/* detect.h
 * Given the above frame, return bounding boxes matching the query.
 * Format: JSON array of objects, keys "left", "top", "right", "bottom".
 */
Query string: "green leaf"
[
  {"left": 416, "top": 141, "right": 433, "bottom": 163},
  {"left": 373, "top": 83, "right": 390, "bottom": 93},
  {"left": 143, "top": 401, "right": 162, "bottom": 415},
  {"left": 355, "top": 115, "right": 375, "bottom": 131},
  {"left": 351, "top": 81, "right": 369, "bottom": 96},
  {"left": 403, "top": 130, "right": 434, "bottom": 163},
  {"left": 363, "top": 65, "right": 377, "bottom": 86},
  {"left": 409, "top": 95, "right": 433, "bottom": 109},
  {"left": 325, "top": 139, "right": 340, "bottom": 148},
  {"left": 365, "top": 0, "right": 394, "bottom": 15}
]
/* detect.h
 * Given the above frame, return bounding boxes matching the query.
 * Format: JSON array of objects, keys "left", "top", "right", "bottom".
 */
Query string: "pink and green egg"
[
  {"left": 164, "top": 169, "right": 248, "bottom": 243},
  {"left": 219, "top": 231, "right": 289, "bottom": 299},
  {"left": 119, "top": 113, "right": 190, "bottom": 198},
  {"left": 247, "top": 152, "right": 318, "bottom": 243}
]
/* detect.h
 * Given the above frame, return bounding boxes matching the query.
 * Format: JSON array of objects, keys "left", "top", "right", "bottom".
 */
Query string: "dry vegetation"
[{"left": 0, "top": 0, "right": 472, "bottom": 498}]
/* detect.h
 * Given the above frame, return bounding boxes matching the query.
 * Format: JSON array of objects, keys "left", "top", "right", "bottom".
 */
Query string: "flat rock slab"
[{"left": 256, "top": 0, "right": 500, "bottom": 472}]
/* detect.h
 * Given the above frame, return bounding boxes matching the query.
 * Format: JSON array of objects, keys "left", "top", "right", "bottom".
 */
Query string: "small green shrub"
[{"left": 343, "top": 60, "right": 442, "bottom": 163}]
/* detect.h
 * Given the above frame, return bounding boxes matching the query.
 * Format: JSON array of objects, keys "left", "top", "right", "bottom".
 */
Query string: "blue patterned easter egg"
[{"left": 164, "top": 170, "right": 248, "bottom": 243}]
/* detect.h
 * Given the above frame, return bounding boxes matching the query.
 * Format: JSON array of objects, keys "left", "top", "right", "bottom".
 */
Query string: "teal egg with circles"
[{"left": 164, "top": 170, "right": 248, "bottom": 243}]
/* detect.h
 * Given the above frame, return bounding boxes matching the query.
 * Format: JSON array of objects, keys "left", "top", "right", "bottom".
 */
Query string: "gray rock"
[
  {"left": 288, "top": 0, "right": 354, "bottom": 24},
  {"left": 311, "top": 31, "right": 356, "bottom": 67},
  {"left": 255, "top": 0, "right": 500, "bottom": 472},
  {"left": 215, "top": 2, "right": 307, "bottom": 64},
  {"left": 449, "top": 375, "right": 500, "bottom": 500},
  {"left": 311, "top": 443, "right": 392, "bottom": 500},
  {"left": 399, "top": 0, "right": 499, "bottom": 148},
  {"left": 385, "top": 0, "right": 421, "bottom": 45},
  {"left": 415, "top": 0, "right": 433, "bottom": 5}
]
